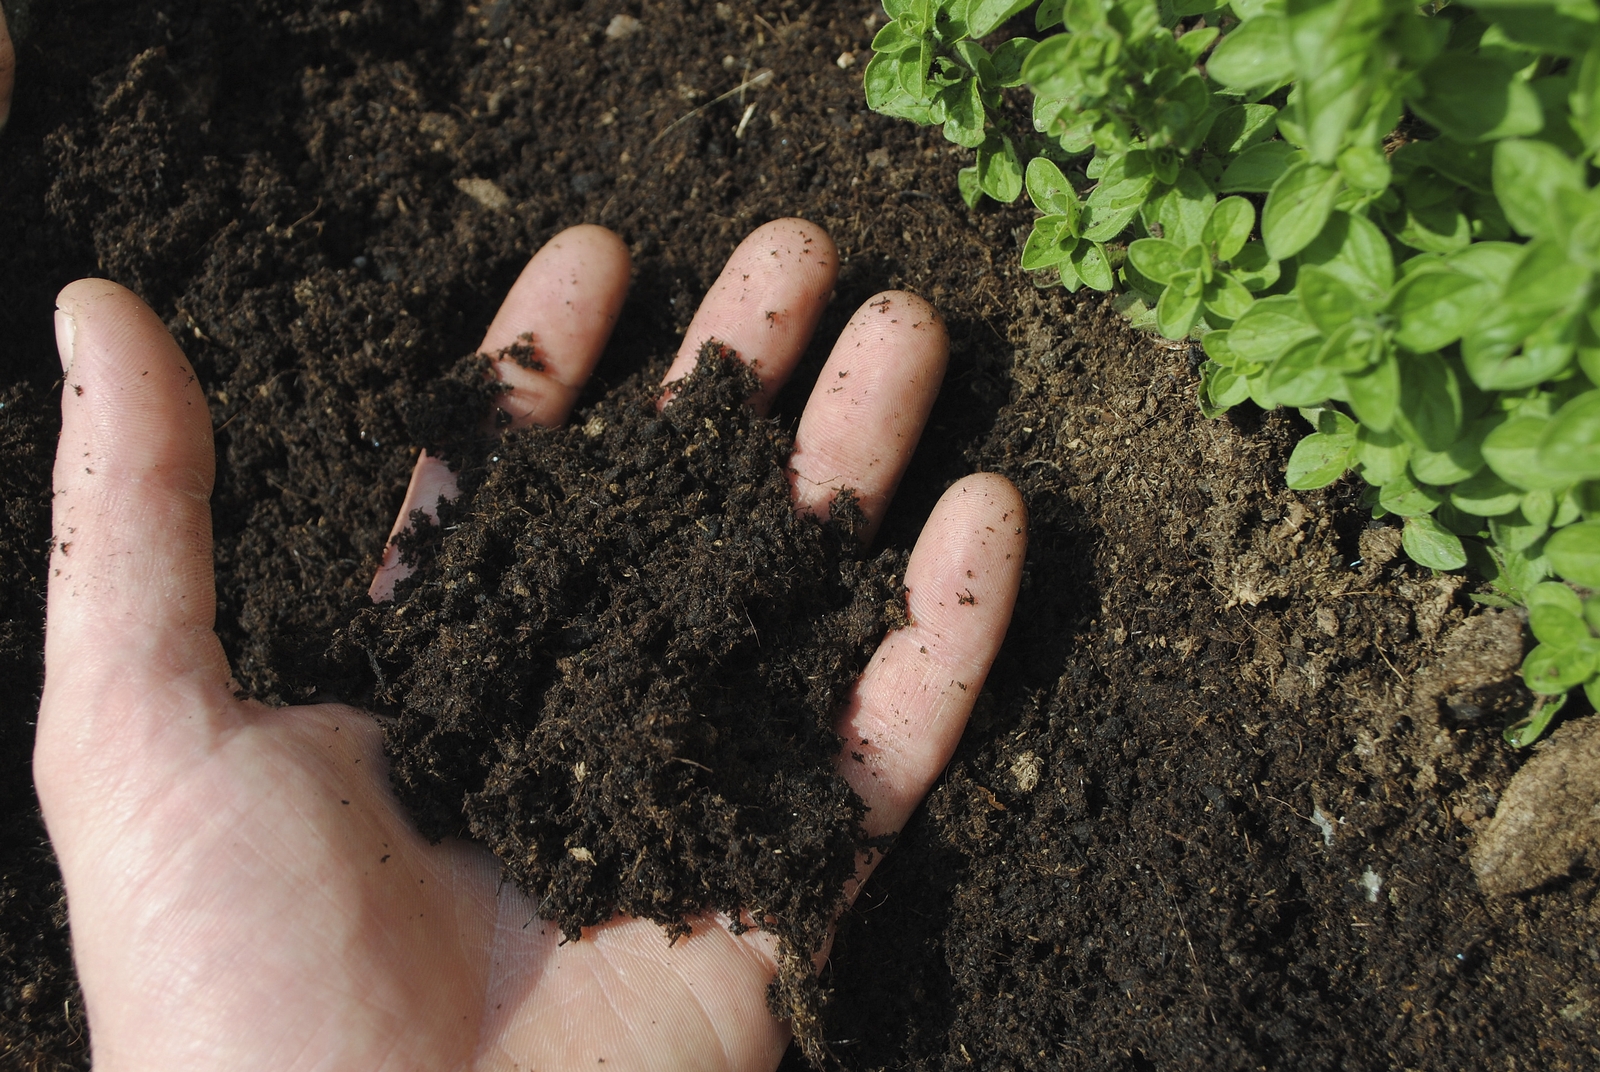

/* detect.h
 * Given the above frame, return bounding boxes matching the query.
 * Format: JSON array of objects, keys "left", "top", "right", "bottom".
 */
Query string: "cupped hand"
[{"left": 36, "top": 220, "right": 1025, "bottom": 1072}]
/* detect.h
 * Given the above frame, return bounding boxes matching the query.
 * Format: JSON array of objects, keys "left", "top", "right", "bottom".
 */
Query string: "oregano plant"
[{"left": 866, "top": 0, "right": 1600, "bottom": 745}]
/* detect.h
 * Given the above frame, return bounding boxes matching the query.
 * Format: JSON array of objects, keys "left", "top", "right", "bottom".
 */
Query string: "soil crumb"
[{"left": 338, "top": 343, "right": 907, "bottom": 1052}]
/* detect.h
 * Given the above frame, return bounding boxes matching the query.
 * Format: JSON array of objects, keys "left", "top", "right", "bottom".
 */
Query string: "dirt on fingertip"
[{"left": 4, "top": 1, "right": 1600, "bottom": 1070}]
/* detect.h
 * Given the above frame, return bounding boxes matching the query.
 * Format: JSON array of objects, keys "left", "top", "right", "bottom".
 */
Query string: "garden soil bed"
[{"left": 1, "top": 1, "right": 1597, "bottom": 1069}]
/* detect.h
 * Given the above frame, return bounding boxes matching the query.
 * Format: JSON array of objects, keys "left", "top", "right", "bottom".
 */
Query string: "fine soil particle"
[
  {"left": 3, "top": 2, "right": 1599, "bottom": 1070},
  {"left": 324, "top": 343, "right": 906, "bottom": 1050}
]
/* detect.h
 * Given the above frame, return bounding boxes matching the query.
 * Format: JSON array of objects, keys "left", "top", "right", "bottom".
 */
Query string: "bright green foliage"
[{"left": 866, "top": 0, "right": 1600, "bottom": 742}]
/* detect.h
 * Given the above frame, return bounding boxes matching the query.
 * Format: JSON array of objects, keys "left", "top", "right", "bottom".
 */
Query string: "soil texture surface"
[{"left": 1, "top": 1, "right": 1598, "bottom": 1070}]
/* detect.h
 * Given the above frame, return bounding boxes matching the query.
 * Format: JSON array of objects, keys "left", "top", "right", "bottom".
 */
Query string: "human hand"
[{"left": 36, "top": 220, "right": 1025, "bottom": 1071}]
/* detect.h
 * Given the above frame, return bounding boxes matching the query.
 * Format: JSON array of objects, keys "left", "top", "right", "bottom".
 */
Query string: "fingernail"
[{"left": 54, "top": 307, "right": 77, "bottom": 374}]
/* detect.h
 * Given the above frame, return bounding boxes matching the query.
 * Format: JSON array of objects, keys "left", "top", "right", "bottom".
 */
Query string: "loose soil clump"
[{"left": 333, "top": 342, "right": 906, "bottom": 1044}]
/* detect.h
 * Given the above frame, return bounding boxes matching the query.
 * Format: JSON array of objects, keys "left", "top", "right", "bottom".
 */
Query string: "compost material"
[
  {"left": 334, "top": 342, "right": 905, "bottom": 1037},
  {"left": 3, "top": 1, "right": 1599, "bottom": 1070}
]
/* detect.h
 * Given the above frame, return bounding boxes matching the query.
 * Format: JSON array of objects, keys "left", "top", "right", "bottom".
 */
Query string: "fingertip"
[
  {"left": 790, "top": 289, "right": 949, "bottom": 534},
  {"left": 483, "top": 223, "right": 633, "bottom": 428},
  {"left": 662, "top": 218, "right": 838, "bottom": 411}
]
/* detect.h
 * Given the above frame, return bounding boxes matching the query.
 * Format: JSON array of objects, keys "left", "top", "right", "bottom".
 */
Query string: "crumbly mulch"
[{"left": 318, "top": 345, "right": 906, "bottom": 1051}]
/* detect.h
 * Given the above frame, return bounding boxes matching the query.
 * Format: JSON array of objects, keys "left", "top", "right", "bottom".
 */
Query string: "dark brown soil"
[
  {"left": 2, "top": 1, "right": 1597, "bottom": 1070},
  {"left": 321, "top": 342, "right": 907, "bottom": 1039}
]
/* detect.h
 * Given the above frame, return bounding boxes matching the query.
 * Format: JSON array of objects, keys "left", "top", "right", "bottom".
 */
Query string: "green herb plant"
[{"left": 866, "top": 0, "right": 1600, "bottom": 744}]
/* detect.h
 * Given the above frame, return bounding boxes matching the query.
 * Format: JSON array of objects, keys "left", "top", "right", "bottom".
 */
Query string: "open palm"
[{"left": 36, "top": 221, "right": 1024, "bottom": 1071}]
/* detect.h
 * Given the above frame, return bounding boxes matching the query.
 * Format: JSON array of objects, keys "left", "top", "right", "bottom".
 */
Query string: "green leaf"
[
  {"left": 1146, "top": 169, "right": 1217, "bottom": 249},
  {"left": 1022, "top": 216, "right": 1075, "bottom": 270},
  {"left": 1529, "top": 579, "right": 1584, "bottom": 615},
  {"left": 1548, "top": 521, "right": 1600, "bottom": 586},
  {"left": 1492, "top": 138, "right": 1586, "bottom": 239},
  {"left": 1229, "top": 0, "right": 1282, "bottom": 18},
  {"left": 958, "top": 165, "right": 983, "bottom": 209},
  {"left": 1491, "top": 506, "right": 1551, "bottom": 552},
  {"left": 1297, "top": 211, "right": 1394, "bottom": 300},
  {"left": 1394, "top": 351, "right": 1463, "bottom": 454},
  {"left": 1200, "top": 360, "right": 1252, "bottom": 416},
  {"left": 1173, "top": 0, "right": 1224, "bottom": 18},
  {"left": 1082, "top": 151, "right": 1156, "bottom": 241},
  {"left": 1026, "top": 157, "right": 1080, "bottom": 223},
  {"left": 1388, "top": 267, "right": 1490, "bottom": 353},
  {"left": 1345, "top": 348, "right": 1400, "bottom": 433},
  {"left": 1297, "top": 267, "right": 1361, "bottom": 335},
  {"left": 1204, "top": 274, "right": 1256, "bottom": 321},
  {"left": 952, "top": 40, "right": 998, "bottom": 85},
  {"left": 1380, "top": 471, "right": 1446, "bottom": 518},
  {"left": 1229, "top": 241, "right": 1281, "bottom": 291},
  {"left": 977, "top": 134, "right": 1023, "bottom": 202},
  {"left": 1036, "top": 0, "right": 1066, "bottom": 29},
  {"left": 871, "top": 21, "right": 920, "bottom": 53},
  {"left": 1452, "top": 467, "right": 1524, "bottom": 517},
  {"left": 1204, "top": 197, "right": 1255, "bottom": 262},
  {"left": 1269, "top": 337, "right": 1345, "bottom": 406},
  {"left": 1462, "top": 241, "right": 1588, "bottom": 390},
  {"left": 1262, "top": 161, "right": 1343, "bottom": 260},
  {"left": 1475, "top": 1, "right": 1598, "bottom": 59},
  {"left": 965, "top": 0, "right": 1033, "bottom": 37},
  {"left": 1392, "top": 199, "right": 1473, "bottom": 255},
  {"left": 1522, "top": 642, "right": 1597, "bottom": 694},
  {"left": 1483, "top": 414, "right": 1570, "bottom": 491},
  {"left": 1410, "top": 415, "right": 1491, "bottom": 485},
  {"left": 1208, "top": 15, "right": 1293, "bottom": 89},
  {"left": 990, "top": 37, "right": 1037, "bottom": 87},
  {"left": 1127, "top": 238, "right": 1187, "bottom": 286},
  {"left": 901, "top": 36, "right": 935, "bottom": 98},
  {"left": 1524, "top": 487, "right": 1557, "bottom": 528},
  {"left": 865, "top": 53, "right": 923, "bottom": 118},
  {"left": 1156, "top": 274, "right": 1206, "bottom": 339},
  {"left": 1407, "top": 53, "right": 1545, "bottom": 144},
  {"left": 1071, "top": 240, "right": 1115, "bottom": 291},
  {"left": 1336, "top": 143, "right": 1392, "bottom": 192},
  {"left": 1021, "top": 32, "right": 1075, "bottom": 98},
  {"left": 1556, "top": 486, "right": 1585, "bottom": 527},
  {"left": 1206, "top": 104, "right": 1280, "bottom": 155},
  {"left": 1228, "top": 294, "right": 1320, "bottom": 365},
  {"left": 1571, "top": 37, "right": 1600, "bottom": 154},
  {"left": 1403, "top": 514, "right": 1469, "bottom": 570},
  {"left": 1356, "top": 423, "right": 1410, "bottom": 486},
  {"left": 1287, "top": 430, "right": 1354, "bottom": 488},
  {"left": 1219, "top": 141, "right": 1299, "bottom": 193},
  {"left": 1538, "top": 389, "right": 1600, "bottom": 481},
  {"left": 1446, "top": 240, "right": 1526, "bottom": 284},
  {"left": 1284, "top": 0, "right": 1386, "bottom": 164},
  {"left": 942, "top": 77, "right": 988, "bottom": 148},
  {"left": 1528, "top": 581, "right": 1591, "bottom": 647},
  {"left": 1504, "top": 691, "right": 1568, "bottom": 749}
]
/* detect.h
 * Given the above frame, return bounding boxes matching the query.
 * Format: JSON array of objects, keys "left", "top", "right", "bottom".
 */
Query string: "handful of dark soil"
[{"left": 338, "top": 343, "right": 907, "bottom": 1038}]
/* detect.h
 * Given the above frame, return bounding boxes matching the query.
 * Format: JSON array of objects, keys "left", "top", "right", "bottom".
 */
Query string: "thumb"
[{"left": 39, "top": 281, "right": 231, "bottom": 783}]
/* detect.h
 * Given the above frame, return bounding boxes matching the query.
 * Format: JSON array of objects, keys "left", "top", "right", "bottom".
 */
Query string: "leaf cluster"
[{"left": 865, "top": 0, "right": 1600, "bottom": 741}]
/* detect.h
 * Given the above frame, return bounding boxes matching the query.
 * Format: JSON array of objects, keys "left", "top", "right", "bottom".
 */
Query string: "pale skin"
[{"left": 36, "top": 219, "right": 1026, "bottom": 1072}]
